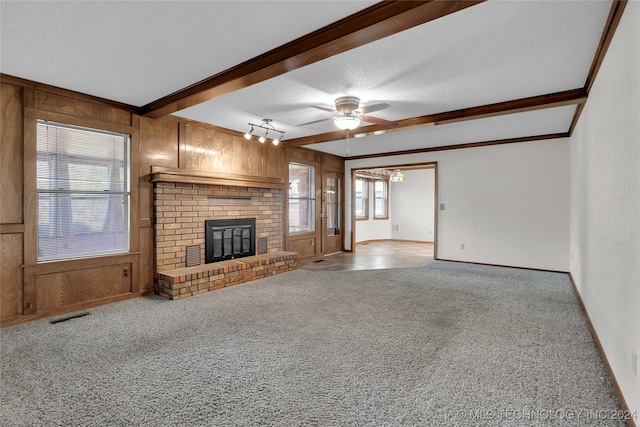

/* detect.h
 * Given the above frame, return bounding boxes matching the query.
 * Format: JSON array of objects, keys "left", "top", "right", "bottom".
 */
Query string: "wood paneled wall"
[
  {"left": 0, "top": 75, "right": 343, "bottom": 326},
  {"left": 284, "top": 147, "right": 345, "bottom": 259},
  {"left": 1, "top": 82, "right": 25, "bottom": 319}
]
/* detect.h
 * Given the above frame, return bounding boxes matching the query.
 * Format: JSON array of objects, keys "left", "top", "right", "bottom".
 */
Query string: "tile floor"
[{"left": 297, "top": 240, "right": 434, "bottom": 271}]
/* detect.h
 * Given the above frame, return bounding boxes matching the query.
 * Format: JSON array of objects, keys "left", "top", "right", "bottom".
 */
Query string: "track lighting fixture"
[{"left": 244, "top": 119, "right": 284, "bottom": 146}]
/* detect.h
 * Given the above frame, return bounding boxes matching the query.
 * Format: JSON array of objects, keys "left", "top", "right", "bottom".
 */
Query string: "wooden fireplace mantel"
[{"left": 149, "top": 166, "right": 287, "bottom": 190}]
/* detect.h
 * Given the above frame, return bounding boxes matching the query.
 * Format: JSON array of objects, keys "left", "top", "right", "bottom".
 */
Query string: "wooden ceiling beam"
[
  {"left": 344, "top": 133, "right": 570, "bottom": 161},
  {"left": 569, "top": 0, "right": 627, "bottom": 135},
  {"left": 140, "top": 0, "right": 485, "bottom": 119},
  {"left": 281, "top": 88, "right": 587, "bottom": 148}
]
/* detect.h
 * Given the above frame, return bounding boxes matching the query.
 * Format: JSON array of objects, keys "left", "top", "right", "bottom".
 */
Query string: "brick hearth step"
[{"left": 155, "top": 251, "right": 297, "bottom": 300}]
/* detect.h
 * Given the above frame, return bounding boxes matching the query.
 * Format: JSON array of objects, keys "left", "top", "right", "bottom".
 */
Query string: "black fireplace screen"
[{"left": 205, "top": 218, "right": 256, "bottom": 263}]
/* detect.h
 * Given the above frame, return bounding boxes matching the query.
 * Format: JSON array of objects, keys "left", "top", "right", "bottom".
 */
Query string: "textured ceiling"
[
  {"left": 0, "top": 0, "right": 375, "bottom": 106},
  {"left": 0, "top": 0, "right": 616, "bottom": 158}
]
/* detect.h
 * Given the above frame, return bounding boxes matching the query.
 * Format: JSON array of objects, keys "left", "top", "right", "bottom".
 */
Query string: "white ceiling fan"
[{"left": 298, "top": 96, "right": 398, "bottom": 130}]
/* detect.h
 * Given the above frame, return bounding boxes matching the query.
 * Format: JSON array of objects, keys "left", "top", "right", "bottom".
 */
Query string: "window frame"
[
  {"left": 36, "top": 120, "right": 131, "bottom": 262},
  {"left": 373, "top": 178, "right": 389, "bottom": 220},
  {"left": 354, "top": 177, "right": 369, "bottom": 220},
  {"left": 288, "top": 162, "right": 316, "bottom": 236}
]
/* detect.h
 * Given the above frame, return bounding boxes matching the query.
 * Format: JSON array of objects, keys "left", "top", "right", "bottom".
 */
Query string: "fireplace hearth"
[{"left": 205, "top": 218, "right": 256, "bottom": 263}]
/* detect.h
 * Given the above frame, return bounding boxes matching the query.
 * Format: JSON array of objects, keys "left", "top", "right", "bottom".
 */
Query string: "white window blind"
[
  {"left": 355, "top": 178, "right": 369, "bottom": 219},
  {"left": 36, "top": 121, "right": 130, "bottom": 262},
  {"left": 374, "top": 179, "right": 389, "bottom": 219}
]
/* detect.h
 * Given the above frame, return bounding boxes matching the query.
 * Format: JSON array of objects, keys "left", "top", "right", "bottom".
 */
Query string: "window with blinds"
[
  {"left": 373, "top": 179, "right": 389, "bottom": 219},
  {"left": 288, "top": 162, "right": 316, "bottom": 235},
  {"left": 354, "top": 178, "right": 369, "bottom": 220},
  {"left": 36, "top": 120, "right": 130, "bottom": 262}
]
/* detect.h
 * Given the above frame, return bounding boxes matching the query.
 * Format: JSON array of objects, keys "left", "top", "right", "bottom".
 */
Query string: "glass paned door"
[
  {"left": 322, "top": 172, "right": 342, "bottom": 254},
  {"left": 326, "top": 177, "right": 340, "bottom": 236}
]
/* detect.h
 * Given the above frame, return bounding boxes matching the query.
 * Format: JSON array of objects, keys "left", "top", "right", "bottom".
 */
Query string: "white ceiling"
[{"left": 1, "top": 0, "right": 614, "bottom": 158}]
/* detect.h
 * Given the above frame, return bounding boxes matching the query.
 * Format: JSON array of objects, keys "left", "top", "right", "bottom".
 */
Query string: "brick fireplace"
[
  {"left": 149, "top": 170, "right": 296, "bottom": 300},
  {"left": 153, "top": 182, "right": 283, "bottom": 272}
]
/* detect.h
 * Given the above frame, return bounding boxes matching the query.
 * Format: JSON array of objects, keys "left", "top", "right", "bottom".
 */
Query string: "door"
[{"left": 322, "top": 172, "right": 343, "bottom": 255}]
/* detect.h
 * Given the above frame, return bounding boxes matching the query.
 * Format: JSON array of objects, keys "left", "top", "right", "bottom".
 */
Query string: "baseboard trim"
[
  {"left": 1, "top": 289, "right": 154, "bottom": 328},
  {"left": 357, "top": 239, "right": 433, "bottom": 245},
  {"left": 568, "top": 273, "right": 636, "bottom": 427},
  {"left": 434, "top": 258, "right": 568, "bottom": 275}
]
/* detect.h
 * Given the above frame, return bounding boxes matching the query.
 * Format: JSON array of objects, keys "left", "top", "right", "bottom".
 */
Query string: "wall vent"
[
  {"left": 186, "top": 245, "right": 201, "bottom": 267},
  {"left": 258, "top": 237, "right": 268, "bottom": 254}
]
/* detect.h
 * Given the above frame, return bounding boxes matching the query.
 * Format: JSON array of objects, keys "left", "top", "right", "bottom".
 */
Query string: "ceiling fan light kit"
[
  {"left": 298, "top": 95, "right": 398, "bottom": 130},
  {"left": 245, "top": 119, "right": 284, "bottom": 146},
  {"left": 334, "top": 116, "right": 361, "bottom": 130}
]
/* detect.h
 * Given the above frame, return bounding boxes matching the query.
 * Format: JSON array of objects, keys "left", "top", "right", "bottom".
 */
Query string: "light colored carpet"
[{"left": 1, "top": 261, "right": 623, "bottom": 426}]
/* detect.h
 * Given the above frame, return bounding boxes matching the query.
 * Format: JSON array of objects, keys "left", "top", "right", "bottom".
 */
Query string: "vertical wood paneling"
[
  {"left": 264, "top": 140, "right": 286, "bottom": 181},
  {"left": 129, "top": 115, "right": 140, "bottom": 255},
  {"left": 22, "top": 107, "right": 38, "bottom": 267},
  {"left": 322, "top": 153, "right": 345, "bottom": 172},
  {"left": 234, "top": 133, "right": 263, "bottom": 177},
  {"left": 139, "top": 117, "right": 180, "bottom": 220},
  {"left": 1, "top": 83, "right": 24, "bottom": 224},
  {"left": 138, "top": 226, "right": 154, "bottom": 291},
  {"left": 286, "top": 146, "right": 319, "bottom": 164},
  {"left": 35, "top": 263, "right": 132, "bottom": 310},
  {"left": 138, "top": 117, "right": 179, "bottom": 296},
  {"left": 286, "top": 236, "right": 318, "bottom": 258},
  {"left": 35, "top": 91, "right": 132, "bottom": 126},
  {"left": 184, "top": 124, "right": 269, "bottom": 177},
  {"left": 0, "top": 234, "right": 24, "bottom": 319}
]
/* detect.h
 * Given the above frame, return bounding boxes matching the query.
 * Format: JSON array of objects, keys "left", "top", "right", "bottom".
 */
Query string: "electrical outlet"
[{"left": 633, "top": 350, "right": 637, "bottom": 376}]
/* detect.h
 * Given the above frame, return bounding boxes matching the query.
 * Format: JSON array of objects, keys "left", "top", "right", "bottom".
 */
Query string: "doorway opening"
[{"left": 350, "top": 162, "right": 438, "bottom": 259}]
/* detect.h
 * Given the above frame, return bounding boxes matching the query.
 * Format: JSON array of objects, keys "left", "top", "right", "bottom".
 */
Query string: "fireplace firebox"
[{"left": 205, "top": 218, "right": 256, "bottom": 263}]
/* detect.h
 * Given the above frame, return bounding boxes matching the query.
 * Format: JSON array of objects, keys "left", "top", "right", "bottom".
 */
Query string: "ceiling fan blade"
[
  {"left": 310, "top": 105, "right": 338, "bottom": 113},
  {"left": 297, "top": 117, "right": 335, "bottom": 127},
  {"left": 360, "top": 115, "right": 397, "bottom": 126},
  {"left": 358, "top": 103, "right": 390, "bottom": 114}
]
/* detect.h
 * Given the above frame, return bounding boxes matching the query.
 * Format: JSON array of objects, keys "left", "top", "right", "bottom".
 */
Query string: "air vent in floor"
[{"left": 50, "top": 312, "right": 91, "bottom": 324}]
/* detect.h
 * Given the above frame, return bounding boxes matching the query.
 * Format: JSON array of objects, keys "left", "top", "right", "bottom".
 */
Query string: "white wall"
[
  {"left": 570, "top": 0, "right": 640, "bottom": 413},
  {"left": 390, "top": 169, "right": 435, "bottom": 242},
  {"left": 354, "top": 219, "right": 391, "bottom": 242},
  {"left": 346, "top": 138, "right": 570, "bottom": 271}
]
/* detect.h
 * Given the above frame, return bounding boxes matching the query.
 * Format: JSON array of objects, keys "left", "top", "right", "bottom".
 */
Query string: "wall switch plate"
[
  {"left": 633, "top": 350, "right": 638, "bottom": 376},
  {"left": 440, "top": 203, "right": 445, "bottom": 211},
  {"left": 460, "top": 243, "right": 465, "bottom": 250}
]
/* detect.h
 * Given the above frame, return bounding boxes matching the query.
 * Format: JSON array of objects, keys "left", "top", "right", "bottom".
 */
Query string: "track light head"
[{"left": 244, "top": 125, "right": 254, "bottom": 140}]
